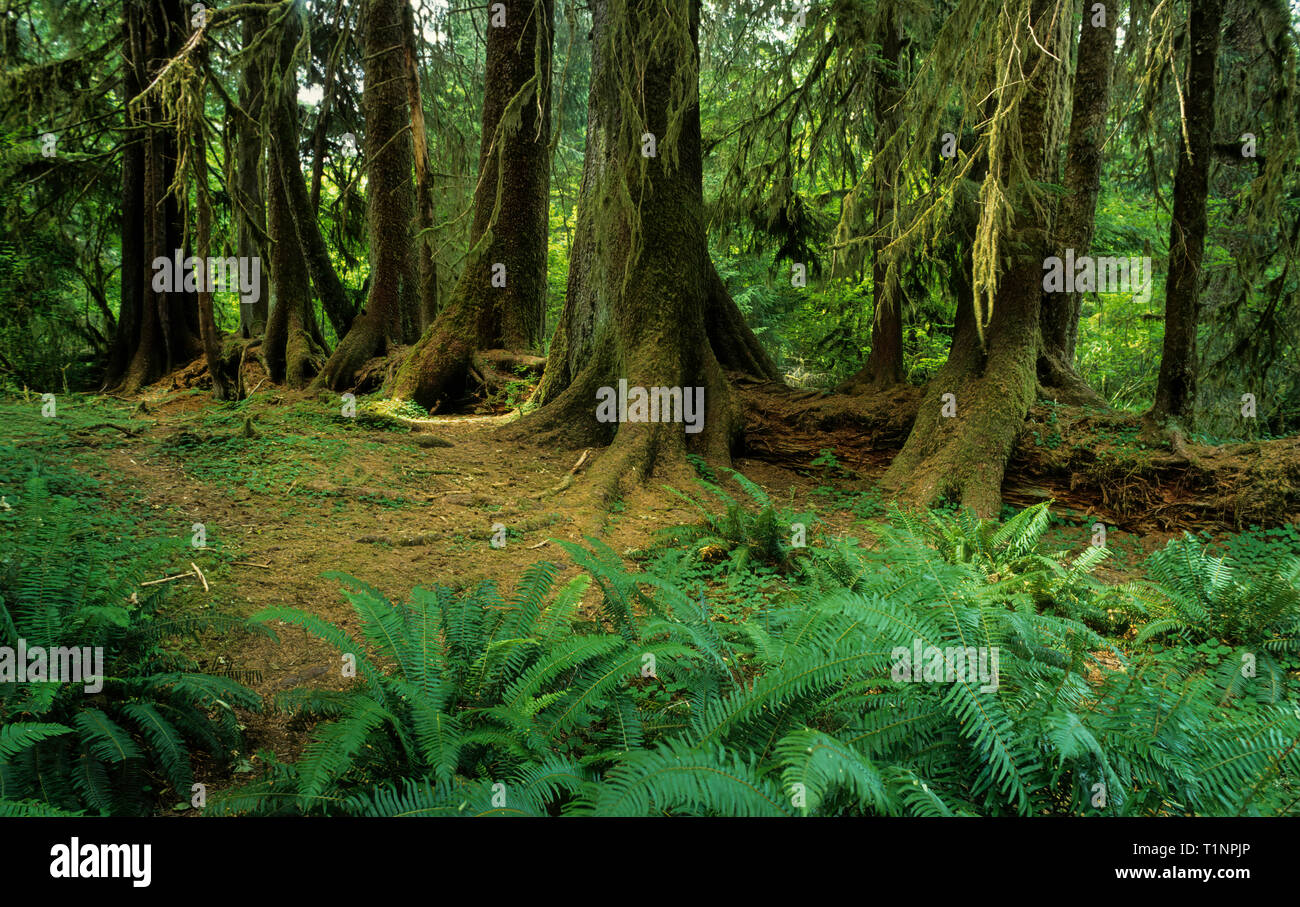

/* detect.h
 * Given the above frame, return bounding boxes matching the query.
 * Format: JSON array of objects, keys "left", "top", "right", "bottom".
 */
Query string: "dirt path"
[
  {"left": 36, "top": 379, "right": 1194, "bottom": 788},
  {"left": 60, "top": 385, "right": 855, "bottom": 773}
]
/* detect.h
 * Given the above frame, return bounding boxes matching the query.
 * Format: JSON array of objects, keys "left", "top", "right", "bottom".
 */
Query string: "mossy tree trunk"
[
  {"left": 264, "top": 143, "right": 327, "bottom": 388},
  {"left": 105, "top": 0, "right": 147, "bottom": 388},
  {"left": 839, "top": 3, "right": 907, "bottom": 392},
  {"left": 1151, "top": 0, "right": 1222, "bottom": 428},
  {"left": 268, "top": 1, "right": 357, "bottom": 342},
  {"left": 403, "top": 0, "right": 440, "bottom": 333},
  {"left": 1037, "top": 0, "right": 1115, "bottom": 405},
  {"left": 193, "top": 94, "right": 241, "bottom": 401},
  {"left": 882, "top": 0, "right": 1071, "bottom": 517},
  {"left": 390, "top": 0, "right": 554, "bottom": 406},
  {"left": 318, "top": 0, "right": 413, "bottom": 390},
  {"left": 107, "top": 0, "right": 201, "bottom": 393},
  {"left": 508, "top": 0, "right": 767, "bottom": 494},
  {"left": 233, "top": 11, "right": 270, "bottom": 340},
  {"left": 263, "top": 9, "right": 327, "bottom": 389}
]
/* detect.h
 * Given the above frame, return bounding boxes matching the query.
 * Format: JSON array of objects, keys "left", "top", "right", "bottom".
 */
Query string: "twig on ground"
[
  {"left": 141, "top": 571, "right": 196, "bottom": 587},
  {"left": 190, "top": 561, "right": 209, "bottom": 593}
]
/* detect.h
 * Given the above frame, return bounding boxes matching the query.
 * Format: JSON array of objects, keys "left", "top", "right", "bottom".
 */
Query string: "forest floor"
[{"left": 7, "top": 364, "right": 1300, "bottom": 798}]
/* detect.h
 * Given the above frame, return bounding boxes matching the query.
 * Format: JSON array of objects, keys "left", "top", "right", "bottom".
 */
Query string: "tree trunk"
[
  {"left": 1151, "top": 0, "right": 1222, "bottom": 428},
  {"left": 233, "top": 12, "right": 270, "bottom": 340},
  {"left": 104, "top": 0, "right": 147, "bottom": 387},
  {"left": 317, "top": 0, "right": 412, "bottom": 390},
  {"left": 389, "top": 0, "right": 554, "bottom": 405},
  {"left": 839, "top": 4, "right": 907, "bottom": 392},
  {"left": 531, "top": 0, "right": 776, "bottom": 418},
  {"left": 264, "top": 144, "right": 327, "bottom": 388},
  {"left": 504, "top": 0, "right": 759, "bottom": 494},
  {"left": 404, "top": 0, "right": 439, "bottom": 332},
  {"left": 704, "top": 259, "right": 780, "bottom": 381},
  {"left": 107, "top": 0, "right": 201, "bottom": 393},
  {"left": 194, "top": 99, "right": 241, "bottom": 401},
  {"left": 1037, "top": 0, "right": 1115, "bottom": 405},
  {"left": 882, "top": 0, "right": 1071, "bottom": 517},
  {"left": 308, "top": 13, "right": 345, "bottom": 211},
  {"left": 268, "top": 2, "right": 356, "bottom": 342},
  {"left": 263, "top": 8, "right": 327, "bottom": 389}
]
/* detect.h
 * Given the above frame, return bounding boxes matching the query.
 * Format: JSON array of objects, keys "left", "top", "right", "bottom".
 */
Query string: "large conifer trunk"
[
  {"left": 532, "top": 0, "right": 776, "bottom": 417},
  {"left": 105, "top": 0, "right": 147, "bottom": 388},
  {"left": 233, "top": 12, "right": 270, "bottom": 340},
  {"left": 838, "top": 4, "right": 907, "bottom": 392},
  {"left": 882, "top": 0, "right": 1071, "bottom": 517},
  {"left": 268, "top": 4, "right": 356, "bottom": 343},
  {"left": 1152, "top": 0, "right": 1222, "bottom": 427},
  {"left": 389, "top": 0, "right": 554, "bottom": 406},
  {"left": 193, "top": 102, "right": 241, "bottom": 402},
  {"left": 1038, "top": 0, "right": 1116, "bottom": 404},
  {"left": 263, "top": 4, "right": 327, "bottom": 387},
  {"left": 264, "top": 146, "right": 327, "bottom": 388},
  {"left": 506, "top": 0, "right": 777, "bottom": 493},
  {"left": 107, "top": 0, "right": 201, "bottom": 393},
  {"left": 403, "top": 0, "right": 439, "bottom": 332},
  {"left": 318, "top": 0, "right": 413, "bottom": 390}
]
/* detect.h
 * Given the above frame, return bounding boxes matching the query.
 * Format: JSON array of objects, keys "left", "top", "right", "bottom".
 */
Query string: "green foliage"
[
  {"left": 0, "top": 457, "right": 262, "bottom": 815},
  {"left": 881, "top": 500, "right": 1113, "bottom": 625},
  {"left": 657, "top": 467, "right": 814, "bottom": 574},
  {"left": 217, "top": 491, "right": 1300, "bottom": 817},
  {"left": 1125, "top": 533, "right": 1300, "bottom": 701},
  {"left": 1212, "top": 524, "right": 1300, "bottom": 577},
  {"left": 212, "top": 557, "right": 720, "bottom": 814}
]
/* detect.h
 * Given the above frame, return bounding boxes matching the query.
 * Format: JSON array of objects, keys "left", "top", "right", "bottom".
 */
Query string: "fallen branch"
[
  {"left": 190, "top": 561, "right": 209, "bottom": 593},
  {"left": 141, "top": 571, "right": 196, "bottom": 587}
]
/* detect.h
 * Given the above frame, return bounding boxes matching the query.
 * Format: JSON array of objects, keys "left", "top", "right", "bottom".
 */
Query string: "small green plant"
[
  {"left": 215, "top": 505, "right": 1300, "bottom": 817},
  {"left": 658, "top": 467, "right": 815, "bottom": 576},
  {"left": 881, "top": 500, "right": 1111, "bottom": 621},
  {"left": 1126, "top": 533, "right": 1300, "bottom": 700},
  {"left": 0, "top": 466, "right": 262, "bottom": 816}
]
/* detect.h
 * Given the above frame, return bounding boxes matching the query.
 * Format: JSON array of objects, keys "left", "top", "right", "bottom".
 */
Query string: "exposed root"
[{"left": 538, "top": 448, "right": 593, "bottom": 498}]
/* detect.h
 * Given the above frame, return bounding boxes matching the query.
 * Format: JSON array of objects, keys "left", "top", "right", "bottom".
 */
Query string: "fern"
[
  {"left": 0, "top": 464, "right": 261, "bottom": 815},
  {"left": 216, "top": 492, "right": 1300, "bottom": 818}
]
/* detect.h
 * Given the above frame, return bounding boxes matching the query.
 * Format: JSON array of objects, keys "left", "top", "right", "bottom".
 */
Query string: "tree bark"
[
  {"left": 267, "top": 2, "right": 357, "bottom": 342},
  {"left": 105, "top": 0, "right": 147, "bottom": 388},
  {"left": 404, "top": 0, "right": 440, "bottom": 332},
  {"left": 531, "top": 0, "right": 776, "bottom": 419},
  {"left": 882, "top": 0, "right": 1072, "bottom": 517},
  {"left": 504, "top": 0, "right": 762, "bottom": 495},
  {"left": 233, "top": 12, "right": 270, "bottom": 340},
  {"left": 107, "top": 0, "right": 201, "bottom": 393},
  {"left": 389, "top": 0, "right": 554, "bottom": 406},
  {"left": 317, "top": 0, "right": 412, "bottom": 390},
  {"left": 263, "top": 6, "right": 327, "bottom": 389},
  {"left": 264, "top": 144, "right": 327, "bottom": 388},
  {"left": 194, "top": 97, "right": 241, "bottom": 401},
  {"left": 839, "top": 4, "right": 907, "bottom": 392},
  {"left": 1151, "top": 0, "right": 1222, "bottom": 428},
  {"left": 1037, "top": 0, "right": 1115, "bottom": 405}
]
